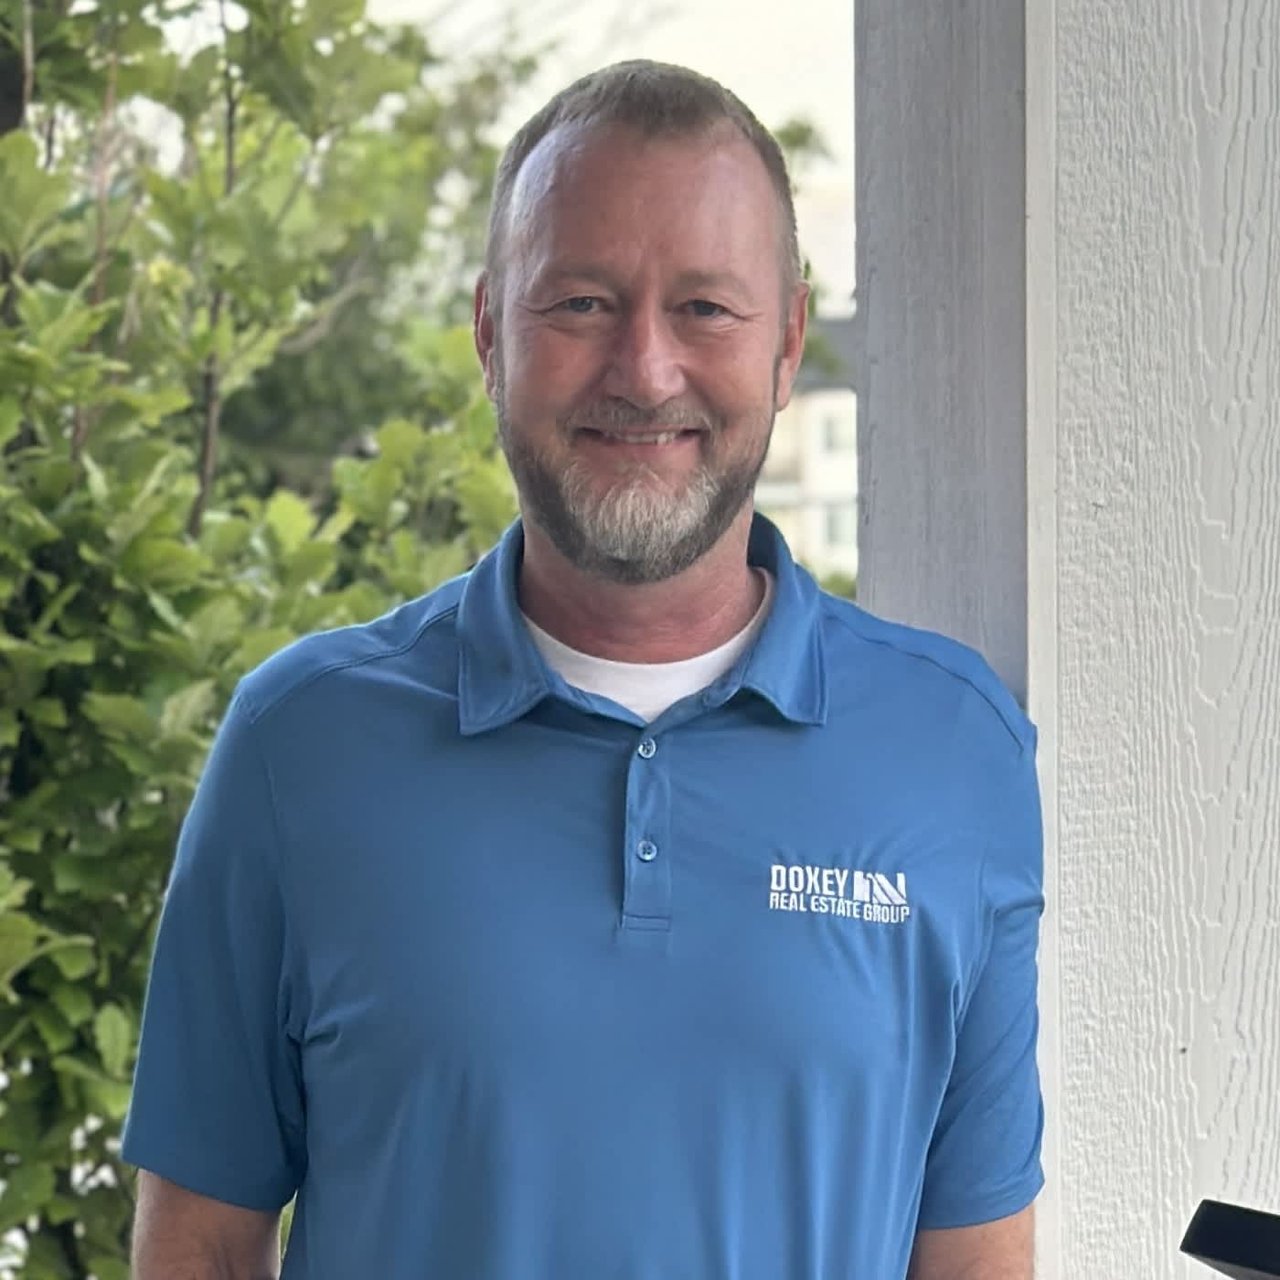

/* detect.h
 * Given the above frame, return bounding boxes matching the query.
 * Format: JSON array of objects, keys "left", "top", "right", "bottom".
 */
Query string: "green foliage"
[
  {"left": 0, "top": 0, "right": 522, "bottom": 1270},
  {"left": 819, "top": 570, "right": 857, "bottom": 601}
]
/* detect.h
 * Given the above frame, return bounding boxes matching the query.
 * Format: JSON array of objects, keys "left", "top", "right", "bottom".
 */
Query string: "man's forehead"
[{"left": 506, "top": 119, "right": 754, "bottom": 234}]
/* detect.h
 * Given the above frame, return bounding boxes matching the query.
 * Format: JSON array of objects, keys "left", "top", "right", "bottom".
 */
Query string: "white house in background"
[{"left": 757, "top": 314, "right": 858, "bottom": 583}]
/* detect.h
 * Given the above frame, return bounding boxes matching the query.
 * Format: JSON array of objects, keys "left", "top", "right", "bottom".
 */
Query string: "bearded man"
[{"left": 126, "top": 60, "right": 1044, "bottom": 1280}]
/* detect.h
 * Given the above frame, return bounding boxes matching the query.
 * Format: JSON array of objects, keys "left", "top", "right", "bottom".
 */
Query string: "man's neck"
[{"left": 517, "top": 510, "right": 763, "bottom": 664}]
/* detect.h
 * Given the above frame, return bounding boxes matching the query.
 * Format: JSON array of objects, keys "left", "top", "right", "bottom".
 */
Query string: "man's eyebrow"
[
  {"left": 671, "top": 269, "right": 756, "bottom": 298},
  {"left": 526, "top": 266, "right": 759, "bottom": 299},
  {"left": 525, "top": 265, "right": 622, "bottom": 292}
]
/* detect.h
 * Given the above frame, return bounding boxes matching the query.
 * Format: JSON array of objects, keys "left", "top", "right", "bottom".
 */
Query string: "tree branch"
[
  {"left": 91, "top": 53, "right": 118, "bottom": 306},
  {"left": 276, "top": 269, "right": 374, "bottom": 357},
  {"left": 43, "top": 106, "right": 57, "bottom": 169},
  {"left": 21, "top": 0, "right": 34, "bottom": 120},
  {"left": 188, "top": 0, "right": 239, "bottom": 537},
  {"left": 269, "top": 154, "right": 312, "bottom": 235},
  {"left": 236, "top": 114, "right": 285, "bottom": 180},
  {"left": 70, "top": 24, "right": 120, "bottom": 461}
]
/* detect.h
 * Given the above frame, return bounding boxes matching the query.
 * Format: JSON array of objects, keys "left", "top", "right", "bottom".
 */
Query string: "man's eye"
[
  {"left": 557, "top": 297, "right": 599, "bottom": 314},
  {"left": 687, "top": 299, "right": 729, "bottom": 318}
]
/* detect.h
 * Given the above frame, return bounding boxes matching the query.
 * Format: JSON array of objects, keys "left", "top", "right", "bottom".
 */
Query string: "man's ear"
[
  {"left": 773, "top": 282, "right": 810, "bottom": 412},
  {"left": 473, "top": 272, "right": 499, "bottom": 399}
]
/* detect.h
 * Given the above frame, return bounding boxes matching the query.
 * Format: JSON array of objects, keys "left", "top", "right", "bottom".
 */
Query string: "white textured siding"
[
  {"left": 1042, "top": 1, "right": 1280, "bottom": 1275},
  {"left": 858, "top": 1, "right": 1280, "bottom": 1276}
]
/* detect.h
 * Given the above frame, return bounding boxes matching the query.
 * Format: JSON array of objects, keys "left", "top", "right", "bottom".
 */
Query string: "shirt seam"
[
  {"left": 959, "top": 841, "right": 996, "bottom": 1027},
  {"left": 238, "top": 602, "right": 460, "bottom": 726},
  {"left": 824, "top": 606, "right": 1031, "bottom": 753},
  {"left": 227, "top": 692, "right": 308, "bottom": 1176}
]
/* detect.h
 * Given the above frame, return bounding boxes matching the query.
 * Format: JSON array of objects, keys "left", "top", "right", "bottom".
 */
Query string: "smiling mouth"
[{"left": 578, "top": 429, "right": 702, "bottom": 445}]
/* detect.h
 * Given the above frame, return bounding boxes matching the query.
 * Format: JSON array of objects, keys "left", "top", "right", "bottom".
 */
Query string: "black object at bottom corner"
[{"left": 1181, "top": 1199, "right": 1280, "bottom": 1280}]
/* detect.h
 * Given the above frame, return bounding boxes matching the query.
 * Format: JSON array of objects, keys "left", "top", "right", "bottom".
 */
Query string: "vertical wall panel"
[
  {"left": 860, "top": 0, "right": 1280, "bottom": 1275},
  {"left": 854, "top": 1, "right": 1028, "bottom": 702},
  {"left": 1049, "top": 1, "right": 1280, "bottom": 1273}
]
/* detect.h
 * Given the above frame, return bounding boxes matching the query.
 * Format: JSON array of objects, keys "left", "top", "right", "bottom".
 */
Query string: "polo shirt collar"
[
  {"left": 456, "top": 514, "right": 828, "bottom": 735},
  {"left": 737, "top": 514, "right": 828, "bottom": 726}
]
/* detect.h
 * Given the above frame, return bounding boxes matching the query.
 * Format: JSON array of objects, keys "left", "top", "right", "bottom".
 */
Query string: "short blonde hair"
[{"left": 485, "top": 60, "right": 802, "bottom": 295}]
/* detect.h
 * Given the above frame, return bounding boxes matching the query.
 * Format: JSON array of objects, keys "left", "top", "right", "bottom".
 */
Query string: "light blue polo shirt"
[{"left": 124, "top": 514, "right": 1044, "bottom": 1279}]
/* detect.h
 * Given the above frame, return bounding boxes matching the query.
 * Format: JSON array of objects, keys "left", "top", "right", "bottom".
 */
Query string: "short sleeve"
[
  {"left": 916, "top": 742, "right": 1046, "bottom": 1229},
  {"left": 122, "top": 691, "right": 305, "bottom": 1211}
]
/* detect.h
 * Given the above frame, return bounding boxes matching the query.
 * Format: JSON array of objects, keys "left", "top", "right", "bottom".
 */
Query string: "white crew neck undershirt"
[{"left": 522, "top": 569, "right": 775, "bottom": 723}]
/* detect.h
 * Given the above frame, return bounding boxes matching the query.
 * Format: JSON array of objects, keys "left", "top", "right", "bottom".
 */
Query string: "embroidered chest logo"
[{"left": 768, "top": 864, "right": 911, "bottom": 925}]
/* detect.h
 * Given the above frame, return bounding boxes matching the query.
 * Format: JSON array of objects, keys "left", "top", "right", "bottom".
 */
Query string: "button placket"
[{"left": 620, "top": 737, "right": 672, "bottom": 930}]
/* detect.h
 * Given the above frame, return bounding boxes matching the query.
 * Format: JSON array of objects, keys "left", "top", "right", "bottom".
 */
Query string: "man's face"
[{"left": 475, "top": 122, "right": 808, "bottom": 585}]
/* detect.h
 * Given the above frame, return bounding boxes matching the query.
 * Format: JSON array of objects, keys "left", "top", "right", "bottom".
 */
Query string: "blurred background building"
[{"left": 755, "top": 315, "right": 857, "bottom": 584}]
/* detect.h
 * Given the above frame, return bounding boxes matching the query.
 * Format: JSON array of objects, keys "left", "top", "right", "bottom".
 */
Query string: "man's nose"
[{"left": 601, "top": 305, "right": 688, "bottom": 408}]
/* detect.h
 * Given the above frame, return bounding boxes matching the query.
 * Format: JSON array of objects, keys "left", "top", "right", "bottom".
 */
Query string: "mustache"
[{"left": 560, "top": 399, "right": 719, "bottom": 434}]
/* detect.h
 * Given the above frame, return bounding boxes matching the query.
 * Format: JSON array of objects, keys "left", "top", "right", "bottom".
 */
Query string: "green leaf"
[
  {"left": 47, "top": 944, "right": 97, "bottom": 981},
  {"left": 119, "top": 537, "right": 206, "bottom": 590},
  {"left": 94, "top": 1003, "right": 133, "bottom": 1079},
  {"left": 85, "top": 1259, "right": 130, "bottom": 1280},
  {"left": 51, "top": 1056, "right": 133, "bottom": 1120},
  {"left": 32, "top": 1001, "right": 77, "bottom": 1053},
  {"left": 53, "top": 637, "right": 96, "bottom": 666},
  {"left": 146, "top": 588, "right": 189, "bottom": 634},
  {"left": 44, "top": 1193, "right": 82, "bottom": 1226},
  {"left": 3, "top": 826, "right": 44, "bottom": 854},
  {"left": 454, "top": 454, "right": 516, "bottom": 550},
  {"left": 82, "top": 450, "right": 110, "bottom": 504},
  {"left": 316, "top": 500, "right": 356, "bottom": 544},
  {"left": 376, "top": 417, "right": 426, "bottom": 466},
  {"left": 200, "top": 512, "right": 255, "bottom": 563},
  {"left": 234, "top": 627, "right": 297, "bottom": 670},
  {"left": 171, "top": 45, "right": 222, "bottom": 123},
  {"left": 159, "top": 678, "right": 216, "bottom": 739},
  {"left": 32, "top": 582, "right": 81, "bottom": 637},
  {"left": 188, "top": 595, "right": 246, "bottom": 661},
  {"left": 0, "top": 133, "right": 72, "bottom": 265},
  {"left": 0, "top": 397, "right": 21, "bottom": 450},
  {"left": 280, "top": 538, "right": 337, "bottom": 588},
  {"left": 0, "top": 866, "right": 31, "bottom": 911},
  {"left": 0, "top": 1160, "right": 56, "bottom": 1232},
  {"left": 14, "top": 280, "right": 116, "bottom": 361},
  {"left": 53, "top": 854, "right": 121, "bottom": 896},
  {"left": 29, "top": 698, "right": 69, "bottom": 729},
  {"left": 23, "top": 1227, "right": 81, "bottom": 1277},
  {"left": 0, "top": 912, "right": 41, "bottom": 999},
  {"left": 49, "top": 982, "right": 95, "bottom": 1028},
  {"left": 83, "top": 692, "right": 155, "bottom": 741},
  {"left": 264, "top": 489, "right": 316, "bottom": 557}
]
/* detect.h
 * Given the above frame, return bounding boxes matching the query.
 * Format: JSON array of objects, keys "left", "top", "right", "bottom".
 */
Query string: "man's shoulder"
[
  {"left": 234, "top": 574, "right": 468, "bottom": 725},
  {"left": 817, "top": 592, "right": 1034, "bottom": 754}
]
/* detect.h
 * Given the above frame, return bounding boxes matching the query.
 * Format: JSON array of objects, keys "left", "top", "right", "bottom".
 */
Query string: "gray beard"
[{"left": 496, "top": 390, "right": 772, "bottom": 586}]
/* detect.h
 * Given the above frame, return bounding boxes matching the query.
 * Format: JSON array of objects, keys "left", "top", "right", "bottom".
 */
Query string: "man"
[{"left": 126, "top": 60, "right": 1044, "bottom": 1279}]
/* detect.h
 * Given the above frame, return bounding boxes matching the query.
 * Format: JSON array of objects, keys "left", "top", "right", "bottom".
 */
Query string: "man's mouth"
[{"left": 578, "top": 429, "right": 702, "bottom": 445}]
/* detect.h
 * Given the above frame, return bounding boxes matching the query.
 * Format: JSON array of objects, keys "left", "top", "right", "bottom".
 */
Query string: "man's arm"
[
  {"left": 132, "top": 1171, "right": 282, "bottom": 1280},
  {"left": 907, "top": 1203, "right": 1035, "bottom": 1280}
]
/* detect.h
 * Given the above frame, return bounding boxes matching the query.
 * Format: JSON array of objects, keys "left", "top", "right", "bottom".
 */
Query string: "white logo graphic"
[{"left": 768, "top": 864, "right": 911, "bottom": 925}]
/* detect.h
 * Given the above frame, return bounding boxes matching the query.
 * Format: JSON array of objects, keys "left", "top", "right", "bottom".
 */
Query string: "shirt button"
[
  {"left": 637, "top": 840, "right": 658, "bottom": 862},
  {"left": 637, "top": 737, "right": 657, "bottom": 759}
]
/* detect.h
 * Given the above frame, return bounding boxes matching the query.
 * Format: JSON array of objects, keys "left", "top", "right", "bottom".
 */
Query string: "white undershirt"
[{"left": 522, "top": 570, "right": 775, "bottom": 723}]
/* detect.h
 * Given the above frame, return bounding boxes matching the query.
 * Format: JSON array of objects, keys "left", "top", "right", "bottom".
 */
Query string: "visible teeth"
[{"left": 601, "top": 431, "right": 682, "bottom": 444}]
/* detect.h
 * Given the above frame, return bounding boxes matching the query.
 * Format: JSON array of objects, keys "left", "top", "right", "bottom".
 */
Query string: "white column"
[
  {"left": 858, "top": 1, "right": 1280, "bottom": 1276},
  {"left": 1034, "top": 1, "right": 1280, "bottom": 1276},
  {"left": 854, "top": 1, "right": 1028, "bottom": 702}
]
